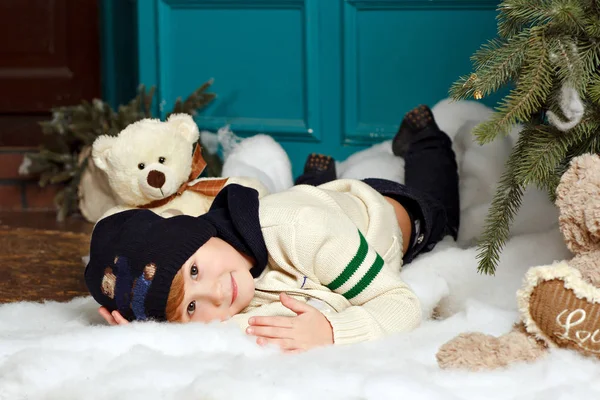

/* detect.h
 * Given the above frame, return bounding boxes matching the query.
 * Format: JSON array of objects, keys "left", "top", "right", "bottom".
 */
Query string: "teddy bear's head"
[
  {"left": 555, "top": 153, "right": 600, "bottom": 254},
  {"left": 92, "top": 114, "right": 199, "bottom": 206}
]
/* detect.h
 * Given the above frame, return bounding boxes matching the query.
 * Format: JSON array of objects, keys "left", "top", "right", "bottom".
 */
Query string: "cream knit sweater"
[{"left": 231, "top": 179, "right": 422, "bottom": 345}]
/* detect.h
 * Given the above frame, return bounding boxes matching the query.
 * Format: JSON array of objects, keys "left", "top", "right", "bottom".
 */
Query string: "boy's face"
[{"left": 178, "top": 237, "right": 255, "bottom": 323}]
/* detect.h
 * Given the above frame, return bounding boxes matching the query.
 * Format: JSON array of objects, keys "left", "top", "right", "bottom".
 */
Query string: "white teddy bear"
[{"left": 91, "top": 113, "right": 269, "bottom": 220}]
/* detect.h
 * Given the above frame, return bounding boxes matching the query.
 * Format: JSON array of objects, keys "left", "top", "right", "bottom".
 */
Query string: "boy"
[{"left": 85, "top": 105, "right": 459, "bottom": 351}]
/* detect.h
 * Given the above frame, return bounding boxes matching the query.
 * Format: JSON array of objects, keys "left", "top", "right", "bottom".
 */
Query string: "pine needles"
[{"left": 451, "top": 0, "right": 600, "bottom": 274}]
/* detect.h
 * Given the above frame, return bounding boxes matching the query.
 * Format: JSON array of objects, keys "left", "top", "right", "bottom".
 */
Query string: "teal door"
[{"left": 133, "top": 0, "right": 500, "bottom": 177}]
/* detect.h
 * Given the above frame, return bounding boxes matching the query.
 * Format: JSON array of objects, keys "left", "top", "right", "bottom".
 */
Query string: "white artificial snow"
[
  {"left": 547, "top": 84, "right": 584, "bottom": 132},
  {"left": 1, "top": 99, "right": 597, "bottom": 400}
]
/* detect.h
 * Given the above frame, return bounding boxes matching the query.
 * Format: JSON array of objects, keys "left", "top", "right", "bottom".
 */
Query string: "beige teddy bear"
[
  {"left": 436, "top": 153, "right": 600, "bottom": 371},
  {"left": 89, "top": 114, "right": 268, "bottom": 221}
]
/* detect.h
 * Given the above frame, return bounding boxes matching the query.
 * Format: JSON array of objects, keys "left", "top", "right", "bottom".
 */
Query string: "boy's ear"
[
  {"left": 92, "top": 135, "right": 117, "bottom": 172},
  {"left": 167, "top": 113, "right": 200, "bottom": 144}
]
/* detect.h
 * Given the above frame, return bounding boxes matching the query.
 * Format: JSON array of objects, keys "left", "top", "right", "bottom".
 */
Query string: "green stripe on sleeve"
[
  {"left": 326, "top": 229, "right": 368, "bottom": 291},
  {"left": 344, "top": 254, "right": 384, "bottom": 300}
]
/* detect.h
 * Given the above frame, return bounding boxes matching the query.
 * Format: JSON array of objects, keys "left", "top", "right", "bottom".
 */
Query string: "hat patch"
[
  {"left": 99, "top": 256, "right": 156, "bottom": 320},
  {"left": 101, "top": 267, "right": 117, "bottom": 298},
  {"left": 131, "top": 264, "right": 156, "bottom": 320}
]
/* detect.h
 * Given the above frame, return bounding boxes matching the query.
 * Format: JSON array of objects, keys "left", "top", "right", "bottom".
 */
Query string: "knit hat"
[{"left": 84, "top": 184, "right": 267, "bottom": 321}]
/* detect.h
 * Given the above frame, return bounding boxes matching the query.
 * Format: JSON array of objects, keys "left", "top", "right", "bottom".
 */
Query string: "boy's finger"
[
  {"left": 256, "top": 337, "right": 296, "bottom": 351},
  {"left": 111, "top": 311, "right": 129, "bottom": 325},
  {"left": 248, "top": 316, "right": 294, "bottom": 328},
  {"left": 246, "top": 326, "right": 292, "bottom": 339},
  {"left": 98, "top": 307, "right": 116, "bottom": 325},
  {"left": 280, "top": 293, "right": 313, "bottom": 314}
]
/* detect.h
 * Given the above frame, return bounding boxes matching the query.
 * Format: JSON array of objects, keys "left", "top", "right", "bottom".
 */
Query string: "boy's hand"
[
  {"left": 246, "top": 293, "right": 333, "bottom": 352},
  {"left": 98, "top": 306, "right": 130, "bottom": 325}
]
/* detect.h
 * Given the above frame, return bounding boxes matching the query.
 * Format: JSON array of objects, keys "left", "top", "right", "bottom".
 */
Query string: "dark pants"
[{"left": 295, "top": 126, "right": 459, "bottom": 264}]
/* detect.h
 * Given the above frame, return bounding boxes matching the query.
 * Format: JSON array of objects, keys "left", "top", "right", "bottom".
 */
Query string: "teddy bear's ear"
[
  {"left": 556, "top": 154, "right": 600, "bottom": 202},
  {"left": 167, "top": 113, "right": 200, "bottom": 144},
  {"left": 92, "top": 135, "right": 117, "bottom": 172}
]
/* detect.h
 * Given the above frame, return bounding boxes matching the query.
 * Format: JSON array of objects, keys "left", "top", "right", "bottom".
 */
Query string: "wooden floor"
[
  {"left": 0, "top": 211, "right": 94, "bottom": 304},
  {"left": 0, "top": 211, "right": 93, "bottom": 233}
]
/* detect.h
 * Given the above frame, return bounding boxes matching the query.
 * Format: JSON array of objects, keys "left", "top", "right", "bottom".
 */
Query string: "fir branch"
[
  {"left": 549, "top": 37, "right": 586, "bottom": 92},
  {"left": 545, "top": 164, "right": 564, "bottom": 202},
  {"left": 476, "top": 181, "right": 525, "bottom": 275},
  {"left": 497, "top": 6, "right": 523, "bottom": 39},
  {"left": 473, "top": 30, "right": 554, "bottom": 143},
  {"left": 141, "top": 85, "right": 156, "bottom": 117},
  {"left": 513, "top": 124, "right": 581, "bottom": 191},
  {"left": 476, "top": 134, "right": 529, "bottom": 274},
  {"left": 584, "top": 16, "right": 600, "bottom": 37},
  {"left": 476, "top": 119, "right": 591, "bottom": 274},
  {"left": 589, "top": 72, "right": 600, "bottom": 104},
  {"left": 497, "top": 15, "right": 522, "bottom": 39},
  {"left": 471, "top": 30, "right": 530, "bottom": 70},
  {"left": 575, "top": 123, "right": 600, "bottom": 154},
  {"left": 497, "top": 0, "right": 552, "bottom": 38},
  {"left": 550, "top": 0, "right": 587, "bottom": 34},
  {"left": 579, "top": 39, "right": 600, "bottom": 95},
  {"left": 168, "top": 78, "right": 216, "bottom": 117},
  {"left": 451, "top": 31, "right": 529, "bottom": 100},
  {"left": 547, "top": 116, "right": 600, "bottom": 197},
  {"left": 454, "top": 0, "right": 600, "bottom": 274},
  {"left": 579, "top": 0, "right": 597, "bottom": 9},
  {"left": 589, "top": 129, "right": 600, "bottom": 152}
]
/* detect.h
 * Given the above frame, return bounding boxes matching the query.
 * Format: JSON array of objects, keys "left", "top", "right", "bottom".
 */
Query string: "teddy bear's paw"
[
  {"left": 436, "top": 327, "right": 546, "bottom": 371},
  {"left": 437, "top": 332, "right": 505, "bottom": 371},
  {"left": 526, "top": 278, "right": 600, "bottom": 359}
]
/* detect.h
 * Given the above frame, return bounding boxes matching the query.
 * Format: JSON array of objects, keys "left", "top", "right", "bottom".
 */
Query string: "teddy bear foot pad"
[{"left": 524, "top": 266, "right": 600, "bottom": 358}]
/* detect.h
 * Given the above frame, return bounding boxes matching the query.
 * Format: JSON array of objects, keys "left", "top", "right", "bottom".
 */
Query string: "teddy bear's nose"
[{"left": 147, "top": 170, "right": 166, "bottom": 189}]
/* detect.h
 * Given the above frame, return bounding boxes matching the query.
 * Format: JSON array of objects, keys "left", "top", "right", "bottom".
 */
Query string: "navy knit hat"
[{"left": 84, "top": 184, "right": 267, "bottom": 322}]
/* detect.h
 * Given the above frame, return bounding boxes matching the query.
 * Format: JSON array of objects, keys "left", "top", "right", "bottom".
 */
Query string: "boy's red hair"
[{"left": 165, "top": 269, "right": 185, "bottom": 321}]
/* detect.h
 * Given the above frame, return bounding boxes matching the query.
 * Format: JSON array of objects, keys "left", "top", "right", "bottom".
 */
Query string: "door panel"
[
  {"left": 143, "top": 0, "right": 321, "bottom": 143},
  {"left": 0, "top": 0, "right": 100, "bottom": 147},
  {"left": 343, "top": 0, "right": 500, "bottom": 145}
]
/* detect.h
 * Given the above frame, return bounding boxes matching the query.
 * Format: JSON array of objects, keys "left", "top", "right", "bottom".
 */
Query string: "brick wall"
[{"left": 0, "top": 149, "right": 61, "bottom": 211}]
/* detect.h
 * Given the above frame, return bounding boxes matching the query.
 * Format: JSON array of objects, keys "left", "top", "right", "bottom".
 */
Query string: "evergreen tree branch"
[
  {"left": 549, "top": 37, "right": 586, "bottom": 92},
  {"left": 473, "top": 29, "right": 554, "bottom": 144},
  {"left": 547, "top": 116, "right": 600, "bottom": 198},
  {"left": 550, "top": 0, "right": 587, "bottom": 34},
  {"left": 579, "top": 0, "right": 597, "bottom": 9},
  {"left": 497, "top": 0, "right": 550, "bottom": 37},
  {"left": 471, "top": 32, "right": 528, "bottom": 70},
  {"left": 584, "top": 16, "right": 600, "bottom": 37},
  {"left": 589, "top": 72, "right": 600, "bottom": 104},
  {"left": 476, "top": 118, "right": 594, "bottom": 274},
  {"left": 452, "top": 0, "right": 600, "bottom": 274},
  {"left": 514, "top": 124, "right": 585, "bottom": 191},
  {"left": 142, "top": 85, "right": 156, "bottom": 117},
  {"left": 580, "top": 38, "right": 600, "bottom": 94},
  {"left": 168, "top": 78, "right": 216, "bottom": 117},
  {"left": 450, "top": 31, "right": 529, "bottom": 100},
  {"left": 476, "top": 133, "right": 529, "bottom": 275}
]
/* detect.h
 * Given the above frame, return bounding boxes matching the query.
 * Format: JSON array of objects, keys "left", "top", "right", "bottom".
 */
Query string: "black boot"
[
  {"left": 294, "top": 153, "right": 337, "bottom": 186},
  {"left": 397, "top": 105, "right": 459, "bottom": 240},
  {"left": 392, "top": 104, "right": 440, "bottom": 158}
]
